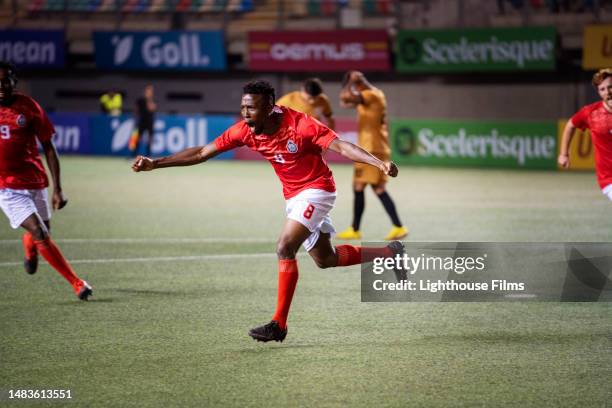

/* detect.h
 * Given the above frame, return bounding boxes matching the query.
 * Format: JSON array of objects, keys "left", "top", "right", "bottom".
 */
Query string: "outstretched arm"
[
  {"left": 132, "top": 142, "right": 221, "bottom": 172},
  {"left": 41, "top": 140, "right": 68, "bottom": 210},
  {"left": 557, "top": 121, "right": 577, "bottom": 169},
  {"left": 328, "top": 139, "right": 398, "bottom": 177}
]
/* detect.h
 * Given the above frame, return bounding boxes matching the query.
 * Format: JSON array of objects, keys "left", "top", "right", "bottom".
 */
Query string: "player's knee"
[
  {"left": 373, "top": 185, "right": 386, "bottom": 195},
  {"left": 31, "top": 225, "right": 48, "bottom": 241},
  {"left": 313, "top": 255, "right": 335, "bottom": 269},
  {"left": 276, "top": 240, "right": 298, "bottom": 259}
]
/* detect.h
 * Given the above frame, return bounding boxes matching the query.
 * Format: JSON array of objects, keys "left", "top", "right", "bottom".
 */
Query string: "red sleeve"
[
  {"left": 214, "top": 123, "right": 246, "bottom": 152},
  {"left": 30, "top": 97, "right": 55, "bottom": 143},
  {"left": 304, "top": 117, "right": 338, "bottom": 150},
  {"left": 570, "top": 104, "right": 594, "bottom": 130}
]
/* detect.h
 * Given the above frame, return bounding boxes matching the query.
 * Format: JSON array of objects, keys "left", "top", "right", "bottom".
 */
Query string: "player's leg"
[
  {"left": 307, "top": 232, "right": 337, "bottom": 268},
  {"left": 130, "top": 123, "right": 144, "bottom": 157},
  {"left": 22, "top": 227, "right": 37, "bottom": 274},
  {"left": 20, "top": 213, "right": 92, "bottom": 300},
  {"left": 273, "top": 218, "right": 312, "bottom": 322},
  {"left": 351, "top": 181, "right": 366, "bottom": 232},
  {"left": 336, "top": 172, "right": 366, "bottom": 239},
  {"left": 373, "top": 181, "right": 408, "bottom": 240},
  {"left": 3, "top": 188, "right": 93, "bottom": 300},
  {"left": 248, "top": 219, "right": 311, "bottom": 343},
  {"left": 309, "top": 230, "right": 405, "bottom": 273},
  {"left": 20, "top": 219, "right": 50, "bottom": 275},
  {"left": 22, "top": 188, "right": 54, "bottom": 274},
  {"left": 1, "top": 188, "right": 38, "bottom": 274},
  {"left": 145, "top": 122, "right": 154, "bottom": 157}
]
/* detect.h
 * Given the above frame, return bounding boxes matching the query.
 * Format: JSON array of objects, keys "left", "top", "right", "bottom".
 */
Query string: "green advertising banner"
[
  {"left": 391, "top": 119, "right": 557, "bottom": 169},
  {"left": 396, "top": 27, "right": 557, "bottom": 73}
]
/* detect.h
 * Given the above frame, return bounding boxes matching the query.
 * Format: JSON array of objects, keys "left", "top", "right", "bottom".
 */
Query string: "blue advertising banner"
[
  {"left": 47, "top": 113, "right": 236, "bottom": 158},
  {"left": 49, "top": 113, "right": 90, "bottom": 154},
  {"left": 0, "top": 30, "right": 65, "bottom": 68},
  {"left": 90, "top": 114, "right": 236, "bottom": 158},
  {"left": 93, "top": 31, "right": 226, "bottom": 71}
]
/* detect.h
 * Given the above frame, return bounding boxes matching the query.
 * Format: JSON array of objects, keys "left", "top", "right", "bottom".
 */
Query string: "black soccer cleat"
[
  {"left": 23, "top": 255, "right": 38, "bottom": 275},
  {"left": 387, "top": 240, "right": 407, "bottom": 282},
  {"left": 248, "top": 320, "right": 287, "bottom": 343},
  {"left": 77, "top": 281, "right": 93, "bottom": 301}
]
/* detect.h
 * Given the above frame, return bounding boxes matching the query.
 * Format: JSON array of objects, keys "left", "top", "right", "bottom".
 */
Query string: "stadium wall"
[
  {"left": 49, "top": 112, "right": 594, "bottom": 171},
  {"left": 23, "top": 74, "right": 585, "bottom": 121}
]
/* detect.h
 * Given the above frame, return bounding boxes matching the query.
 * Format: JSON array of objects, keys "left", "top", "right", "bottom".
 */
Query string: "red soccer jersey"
[
  {"left": 0, "top": 93, "right": 55, "bottom": 189},
  {"left": 571, "top": 101, "right": 612, "bottom": 189},
  {"left": 215, "top": 106, "right": 338, "bottom": 199}
]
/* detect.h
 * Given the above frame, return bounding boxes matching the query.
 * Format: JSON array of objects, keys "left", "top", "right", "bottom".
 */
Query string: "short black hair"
[
  {"left": 243, "top": 80, "right": 275, "bottom": 105},
  {"left": 0, "top": 61, "right": 17, "bottom": 80},
  {"left": 303, "top": 78, "right": 323, "bottom": 97}
]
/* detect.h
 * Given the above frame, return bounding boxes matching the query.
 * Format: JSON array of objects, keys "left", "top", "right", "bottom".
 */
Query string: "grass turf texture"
[{"left": 0, "top": 156, "right": 611, "bottom": 407}]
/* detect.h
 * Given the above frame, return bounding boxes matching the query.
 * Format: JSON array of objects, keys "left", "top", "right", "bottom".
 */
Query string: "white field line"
[
  {"left": 504, "top": 293, "right": 538, "bottom": 299},
  {"left": 0, "top": 252, "right": 292, "bottom": 268},
  {"left": 0, "top": 237, "right": 276, "bottom": 245}
]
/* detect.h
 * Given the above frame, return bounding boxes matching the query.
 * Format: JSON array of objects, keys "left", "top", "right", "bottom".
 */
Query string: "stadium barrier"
[
  {"left": 0, "top": 30, "right": 65, "bottom": 69},
  {"left": 582, "top": 24, "right": 612, "bottom": 70},
  {"left": 395, "top": 27, "right": 557, "bottom": 73},
  {"left": 49, "top": 113, "right": 594, "bottom": 170},
  {"left": 50, "top": 113, "right": 237, "bottom": 158},
  {"left": 248, "top": 30, "right": 390, "bottom": 72},
  {"left": 93, "top": 31, "right": 227, "bottom": 71},
  {"left": 390, "top": 119, "right": 559, "bottom": 169}
]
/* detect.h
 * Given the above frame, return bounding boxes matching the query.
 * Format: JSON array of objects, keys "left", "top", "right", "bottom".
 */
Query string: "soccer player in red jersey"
[
  {"left": 132, "top": 80, "right": 404, "bottom": 342},
  {"left": 559, "top": 68, "right": 612, "bottom": 200},
  {"left": 0, "top": 61, "right": 92, "bottom": 300}
]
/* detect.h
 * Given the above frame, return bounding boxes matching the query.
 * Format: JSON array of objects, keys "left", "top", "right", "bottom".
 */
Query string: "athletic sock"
[
  {"left": 271, "top": 259, "right": 299, "bottom": 329},
  {"left": 377, "top": 191, "right": 402, "bottom": 227},
  {"left": 335, "top": 245, "right": 393, "bottom": 267},
  {"left": 22, "top": 232, "right": 37, "bottom": 260},
  {"left": 351, "top": 190, "right": 365, "bottom": 231},
  {"left": 34, "top": 238, "right": 81, "bottom": 289}
]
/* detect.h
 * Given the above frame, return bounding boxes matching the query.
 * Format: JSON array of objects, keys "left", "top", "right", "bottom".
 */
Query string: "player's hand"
[
  {"left": 381, "top": 161, "right": 399, "bottom": 177},
  {"left": 339, "top": 90, "right": 355, "bottom": 108},
  {"left": 132, "top": 155, "right": 155, "bottom": 172},
  {"left": 557, "top": 154, "right": 569, "bottom": 169},
  {"left": 52, "top": 190, "right": 68, "bottom": 211}
]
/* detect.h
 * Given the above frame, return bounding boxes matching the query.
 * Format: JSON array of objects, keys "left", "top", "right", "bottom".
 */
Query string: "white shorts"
[
  {"left": 285, "top": 188, "right": 336, "bottom": 252},
  {"left": 602, "top": 184, "right": 612, "bottom": 201},
  {"left": 0, "top": 188, "right": 51, "bottom": 229}
]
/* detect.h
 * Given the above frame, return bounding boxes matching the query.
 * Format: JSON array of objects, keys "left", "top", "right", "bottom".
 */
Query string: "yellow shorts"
[{"left": 353, "top": 152, "right": 389, "bottom": 185}]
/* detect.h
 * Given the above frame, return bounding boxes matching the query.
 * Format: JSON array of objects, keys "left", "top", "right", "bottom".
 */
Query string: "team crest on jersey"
[
  {"left": 287, "top": 139, "right": 298, "bottom": 153},
  {"left": 16, "top": 114, "right": 26, "bottom": 127}
]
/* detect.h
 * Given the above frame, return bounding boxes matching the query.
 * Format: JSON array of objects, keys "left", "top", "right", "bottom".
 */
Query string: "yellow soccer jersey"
[
  {"left": 357, "top": 88, "right": 390, "bottom": 155},
  {"left": 277, "top": 91, "right": 333, "bottom": 122}
]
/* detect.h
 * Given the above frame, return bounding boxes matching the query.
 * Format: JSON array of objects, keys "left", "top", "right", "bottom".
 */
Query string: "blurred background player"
[
  {"left": 132, "top": 80, "right": 404, "bottom": 342},
  {"left": 277, "top": 77, "right": 335, "bottom": 130},
  {"left": 558, "top": 68, "right": 612, "bottom": 200},
  {"left": 129, "top": 84, "right": 157, "bottom": 157},
  {"left": 100, "top": 88, "right": 122, "bottom": 116},
  {"left": 337, "top": 70, "right": 408, "bottom": 241},
  {"left": 0, "top": 61, "right": 92, "bottom": 300}
]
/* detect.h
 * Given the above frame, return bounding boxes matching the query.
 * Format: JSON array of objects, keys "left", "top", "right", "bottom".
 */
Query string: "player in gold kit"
[
  {"left": 277, "top": 78, "right": 335, "bottom": 130},
  {"left": 337, "top": 71, "right": 408, "bottom": 241}
]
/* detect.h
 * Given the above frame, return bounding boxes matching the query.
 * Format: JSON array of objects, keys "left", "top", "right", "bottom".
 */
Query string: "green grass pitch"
[{"left": 1, "top": 156, "right": 611, "bottom": 407}]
